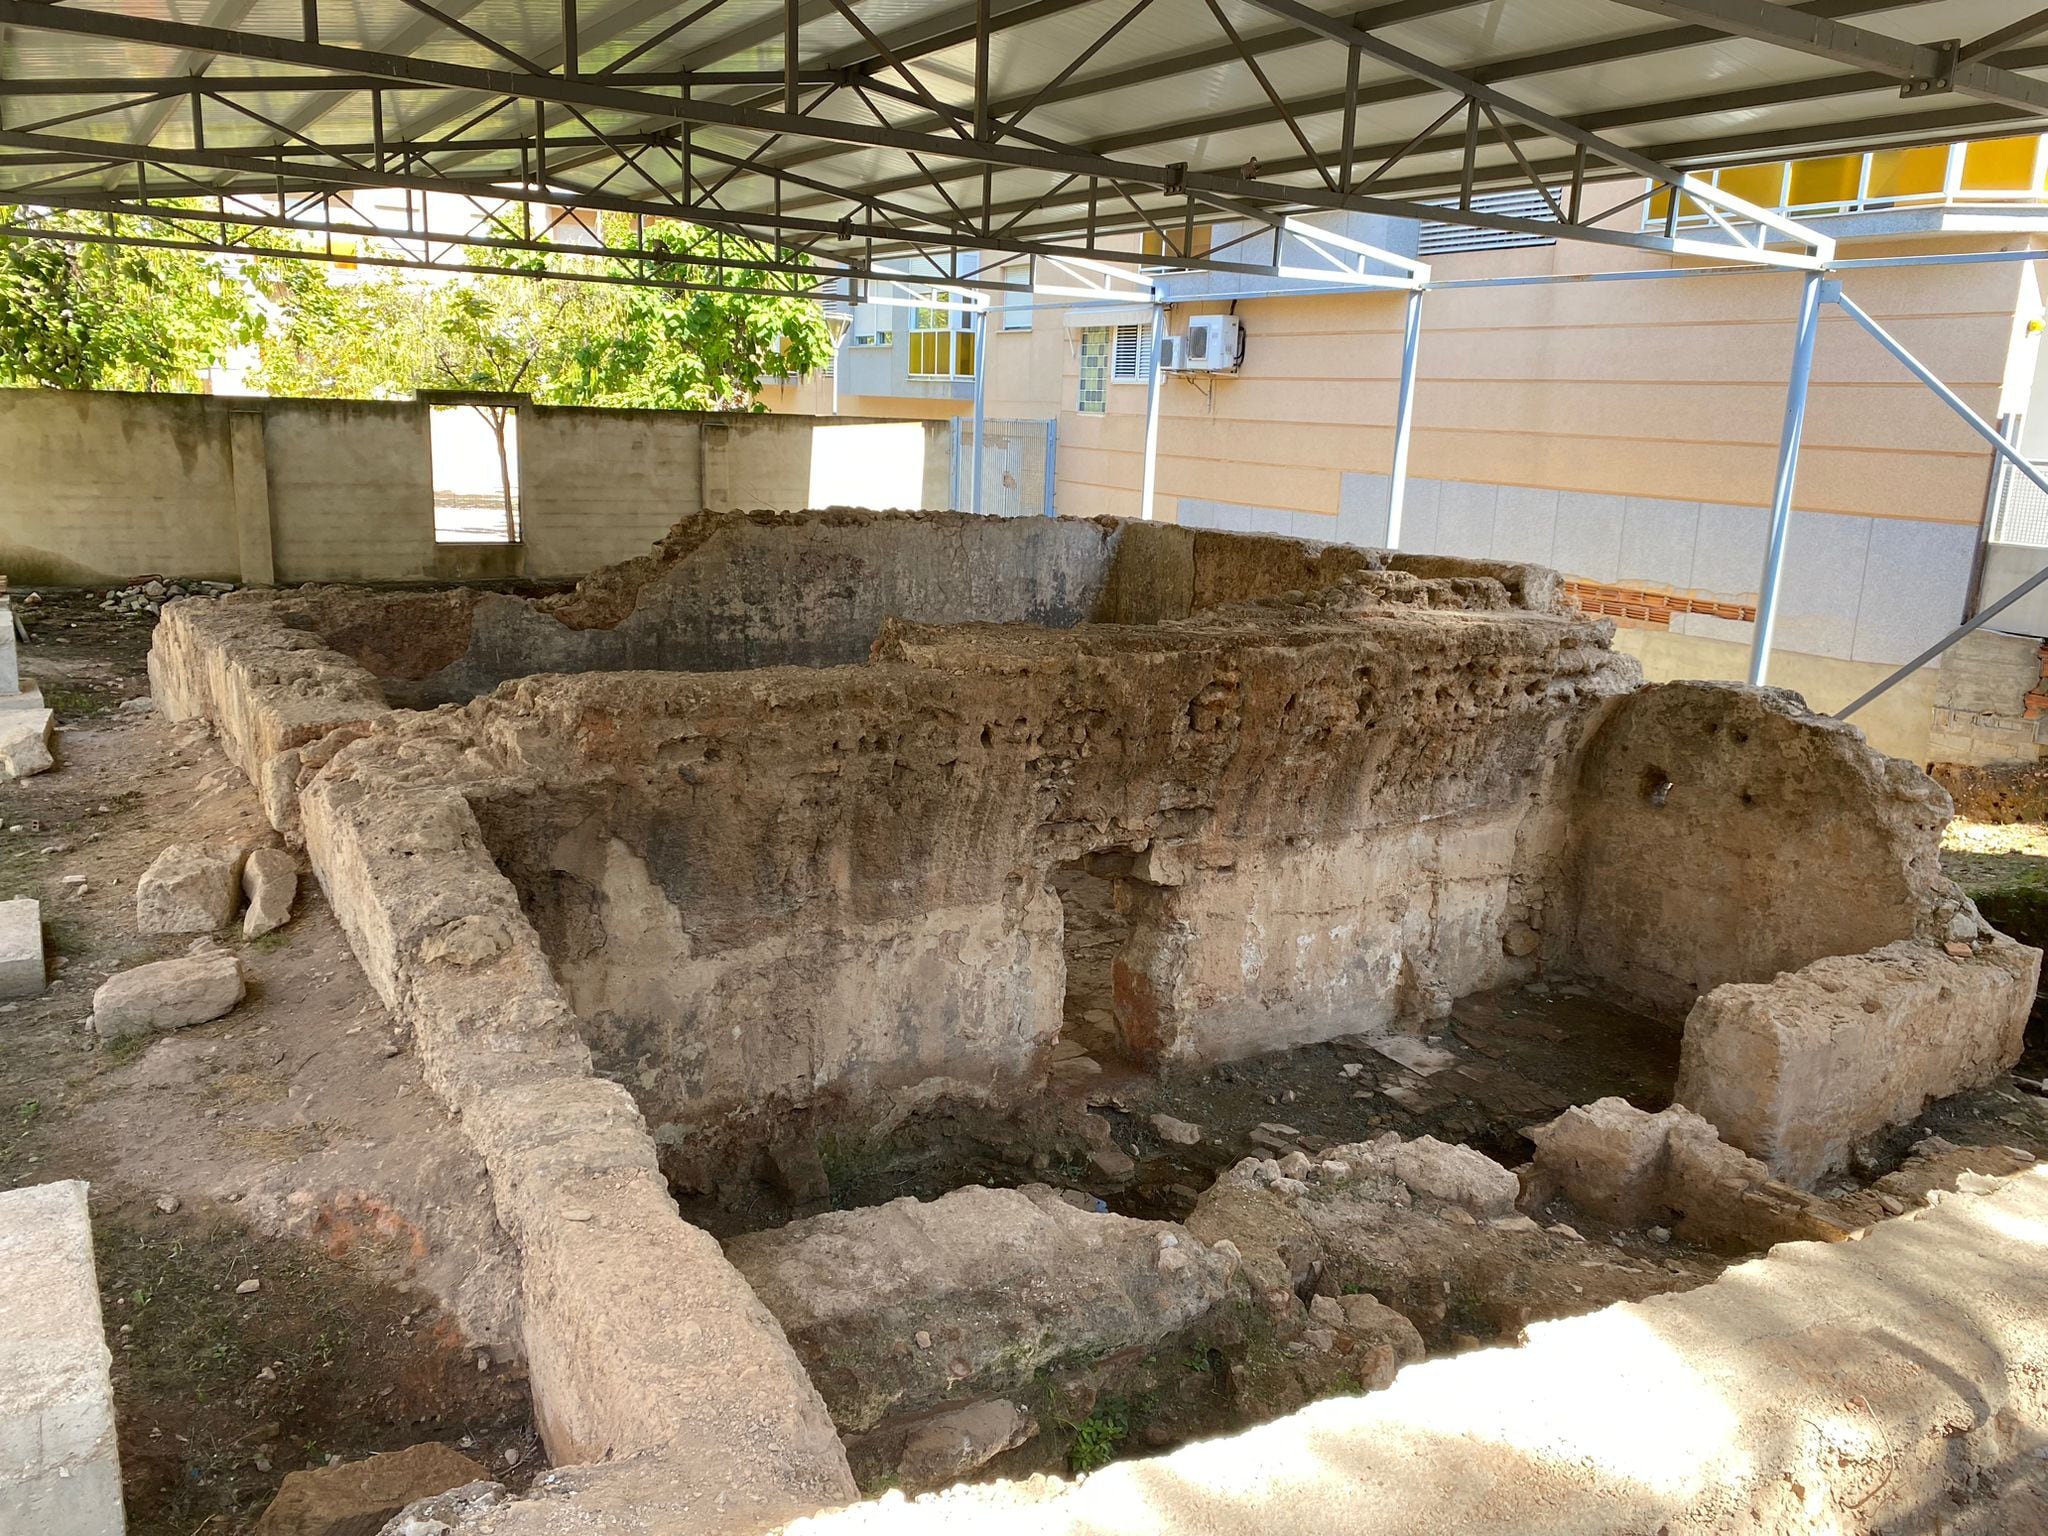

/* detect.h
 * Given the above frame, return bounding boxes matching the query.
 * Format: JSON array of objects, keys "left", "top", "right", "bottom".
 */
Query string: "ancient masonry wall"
[{"left": 146, "top": 508, "right": 2042, "bottom": 1526}]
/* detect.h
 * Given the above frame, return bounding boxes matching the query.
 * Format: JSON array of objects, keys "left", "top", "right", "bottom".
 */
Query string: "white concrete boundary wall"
[
  {"left": 0, "top": 1180, "right": 124, "bottom": 1536},
  {"left": 0, "top": 390, "right": 955, "bottom": 587}
]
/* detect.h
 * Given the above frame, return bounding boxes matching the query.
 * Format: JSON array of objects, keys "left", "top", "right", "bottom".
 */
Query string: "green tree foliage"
[
  {"left": 254, "top": 220, "right": 834, "bottom": 414},
  {"left": 0, "top": 208, "right": 264, "bottom": 391},
  {"left": 567, "top": 220, "right": 836, "bottom": 410},
  {"left": 252, "top": 220, "right": 835, "bottom": 528}
]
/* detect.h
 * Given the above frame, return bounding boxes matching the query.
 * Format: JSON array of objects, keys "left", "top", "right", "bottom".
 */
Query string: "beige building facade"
[{"left": 779, "top": 142, "right": 2048, "bottom": 765}]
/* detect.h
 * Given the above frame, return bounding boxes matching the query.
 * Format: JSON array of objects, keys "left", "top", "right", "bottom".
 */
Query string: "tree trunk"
[{"left": 482, "top": 406, "right": 516, "bottom": 541}]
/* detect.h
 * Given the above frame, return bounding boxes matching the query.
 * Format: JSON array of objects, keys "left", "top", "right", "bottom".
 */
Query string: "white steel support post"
[
  {"left": 1829, "top": 289, "right": 2048, "bottom": 718},
  {"left": 970, "top": 305, "right": 988, "bottom": 516},
  {"left": 1139, "top": 297, "right": 1166, "bottom": 521},
  {"left": 1387, "top": 286, "right": 1424, "bottom": 549},
  {"left": 1749, "top": 269, "right": 1827, "bottom": 686}
]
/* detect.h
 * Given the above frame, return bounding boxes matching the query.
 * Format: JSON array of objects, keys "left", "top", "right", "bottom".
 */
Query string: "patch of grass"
[
  {"left": 100, "top": 1034, "right": 150, "bottom": 1067},
  {"left": 245, "top": 929, "right": 291, "bottom": 954},
  {"left": 42, "top": 683, "right": 107, "bottom": 718},
  {"left": 1065, "top": 1396, "right": 1133, "bottom": 1474}
]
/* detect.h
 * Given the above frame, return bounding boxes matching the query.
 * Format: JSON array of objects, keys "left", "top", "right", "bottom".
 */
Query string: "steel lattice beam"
[{"left": 1607, "top": 0, "right": 2048, "bottom": 115}]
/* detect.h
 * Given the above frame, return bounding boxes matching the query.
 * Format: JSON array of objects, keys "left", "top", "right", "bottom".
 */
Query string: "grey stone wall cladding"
[{"left": 1179, "top": 477, "right": 1978, "bottom": 668}]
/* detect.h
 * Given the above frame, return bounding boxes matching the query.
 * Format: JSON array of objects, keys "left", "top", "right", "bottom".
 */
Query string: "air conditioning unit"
[
  {"left": 1156, "top": 333, "right": 1188, "bottom": 372},
  {"left": 1180, "top": 315, "right": 1242, "bottom": 373}
]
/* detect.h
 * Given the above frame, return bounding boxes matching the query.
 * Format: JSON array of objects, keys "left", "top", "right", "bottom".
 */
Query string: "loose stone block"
[
  {"left": 0, "top": 706, "right": 53, "bottom": 779},
  {"left": 0, "top": 1180, "right": 124, "bottom": 1536},
  {"left": 136, "top": 842, "right": 246, "bottom": 933},
  {"left": 726, "top": 1185, "right": 1232, "bottom": 1433},
  {"left": 0, "top": 898, "right": 44, "bottom": 999},
  {"left": 91, "top": 948, "right": 245, "bottom": 1039},
  {"left": 1529, "top": 1097, "right": 1849, "bottom": 1249},
  {"left": 253, "top": 1441, "right": 487, "bottom": 1535},
  {"left": 1678, "top": 936, "right": 2041, "bottom": 1186},
  {"left": 242, "top": 846, "right": 298, "bottom": 939}
]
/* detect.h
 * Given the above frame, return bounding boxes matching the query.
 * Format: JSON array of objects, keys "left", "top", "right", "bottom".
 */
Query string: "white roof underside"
[{"left": 2, "top": 0, "right": 2045, "bottom": 262}]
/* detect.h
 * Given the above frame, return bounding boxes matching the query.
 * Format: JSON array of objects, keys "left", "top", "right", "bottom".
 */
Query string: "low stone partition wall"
[
  {"left": 298, "top": 770, "right": 858, "bottom": 1522},
  {"left": 0, "top": 1180, "right": 124, "bottom": 1536}
]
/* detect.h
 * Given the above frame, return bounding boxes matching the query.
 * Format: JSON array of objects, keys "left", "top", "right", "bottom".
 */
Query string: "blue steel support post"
[
  {"left": 1387, "top": 286, "right": 1424, "bottom": 548},
  {"left": 1749, "top": 270, "right": 1829, "bottom": 686}
]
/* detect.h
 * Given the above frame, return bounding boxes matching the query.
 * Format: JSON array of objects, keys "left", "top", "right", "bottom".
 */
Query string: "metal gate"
[{"left": 951, "top": 417, "right": 1057, "bottom": 517}]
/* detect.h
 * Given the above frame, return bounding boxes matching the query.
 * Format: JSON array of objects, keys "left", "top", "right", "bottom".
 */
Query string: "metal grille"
[
  {"left": 952, "top": 418, "right": 1058, "bottom": 518},
  {"left": 1418, "top": 190, "right": 1559, "bottom": 254},
  {"left": 1991, "top": 458, "right": 2048, "bottom": 546}
]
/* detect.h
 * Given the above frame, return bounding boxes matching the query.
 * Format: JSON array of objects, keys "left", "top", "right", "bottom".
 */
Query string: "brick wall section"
[{"left": 1565, "top": 580, "right": 1757, "bottom": 630}]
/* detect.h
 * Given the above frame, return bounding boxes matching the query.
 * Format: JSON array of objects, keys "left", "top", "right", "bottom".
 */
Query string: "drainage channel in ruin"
[{"left": 670, "top": 979, "right": 1686, "bottom": 1240}]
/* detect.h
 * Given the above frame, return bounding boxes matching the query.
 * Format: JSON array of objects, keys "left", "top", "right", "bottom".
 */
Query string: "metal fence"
[
  {"left": 951, "top": 417, "right": 1057, "bottom": 517},
  {"left": 1990, "top": 454, "right": 2048, "bottom": 547}
]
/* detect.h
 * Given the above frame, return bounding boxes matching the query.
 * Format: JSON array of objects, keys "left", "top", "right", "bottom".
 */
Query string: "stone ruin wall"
[
  {"left": 148, "top": 508, "right": 2041, "bottom": 1179},
  {"left": 143, "top": 507, "right": 2043, "bottom": 1524}
]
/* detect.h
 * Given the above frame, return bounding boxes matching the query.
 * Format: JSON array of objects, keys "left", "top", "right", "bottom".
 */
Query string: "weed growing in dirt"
[{"left": 1065, "top": 1396, "right": 1133, "bottom": 1473}]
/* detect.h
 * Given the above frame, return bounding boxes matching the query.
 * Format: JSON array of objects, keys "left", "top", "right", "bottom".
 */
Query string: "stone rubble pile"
[{"left": 97, "top": 578, "right": 237, "bottom": 617}]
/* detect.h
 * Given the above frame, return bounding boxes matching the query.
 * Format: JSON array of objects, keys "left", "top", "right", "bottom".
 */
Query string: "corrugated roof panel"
[{"left": 4, "top": 0, "right": 2047, "bottom": 271}]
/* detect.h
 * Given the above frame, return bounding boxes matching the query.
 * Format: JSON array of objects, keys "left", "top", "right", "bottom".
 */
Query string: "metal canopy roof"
[{"left": 1, "top": 0, "right": 2046, "bottom": 290}]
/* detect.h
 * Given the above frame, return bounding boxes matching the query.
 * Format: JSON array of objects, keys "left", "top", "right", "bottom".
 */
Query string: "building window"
[
  {"left": 1140, "top": 225, "right": 1216, "bottom": 266},
  {"left": 1078, "top": 327, "right": 1110, "bottom": 413},
  {"left": 1647, "top": 134, "right": 2048, "bottom": 227},
  {"left": 1001, "top": 294, "right": 1031, "bottom": 332},
  {"left": 851, "top": 327, "right": 893, "bottom": 347},
  {"left": 1110, "top": 323, "right": 1153, "bottom": 383},
  {"left": 908, "top": 304, "right": 975, "bottom": 379}
]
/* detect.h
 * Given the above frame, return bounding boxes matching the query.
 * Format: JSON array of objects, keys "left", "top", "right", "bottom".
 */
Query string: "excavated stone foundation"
[{"left": 147, "top": 507, "right": 2042, "bottom": 1531}]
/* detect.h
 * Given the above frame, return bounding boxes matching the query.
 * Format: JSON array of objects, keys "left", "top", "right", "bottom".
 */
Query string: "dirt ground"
[{"left": 2, "top": 589, "right": 536, "bottom": 1535}]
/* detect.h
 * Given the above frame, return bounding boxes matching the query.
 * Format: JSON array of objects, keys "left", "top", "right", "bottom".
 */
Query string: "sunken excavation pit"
[{"left": 149, "top": 507, "right": 2044, "bottom": 1528}]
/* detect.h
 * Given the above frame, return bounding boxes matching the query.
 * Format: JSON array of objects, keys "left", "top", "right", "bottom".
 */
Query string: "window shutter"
[{"left": 1111, "top": 323, "right": 1153, "bottom": 382}]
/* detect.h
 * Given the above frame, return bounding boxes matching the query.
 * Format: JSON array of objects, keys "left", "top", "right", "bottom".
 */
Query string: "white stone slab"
[
  {"left": 0, "top": 596, "right": 17, "bottom": 696},
  {"left": 0, "top": 899, "right": 43, "bottom": 999},
  {"left": 0, "top": 1181, "right": 125, "bottom": 1536}
]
